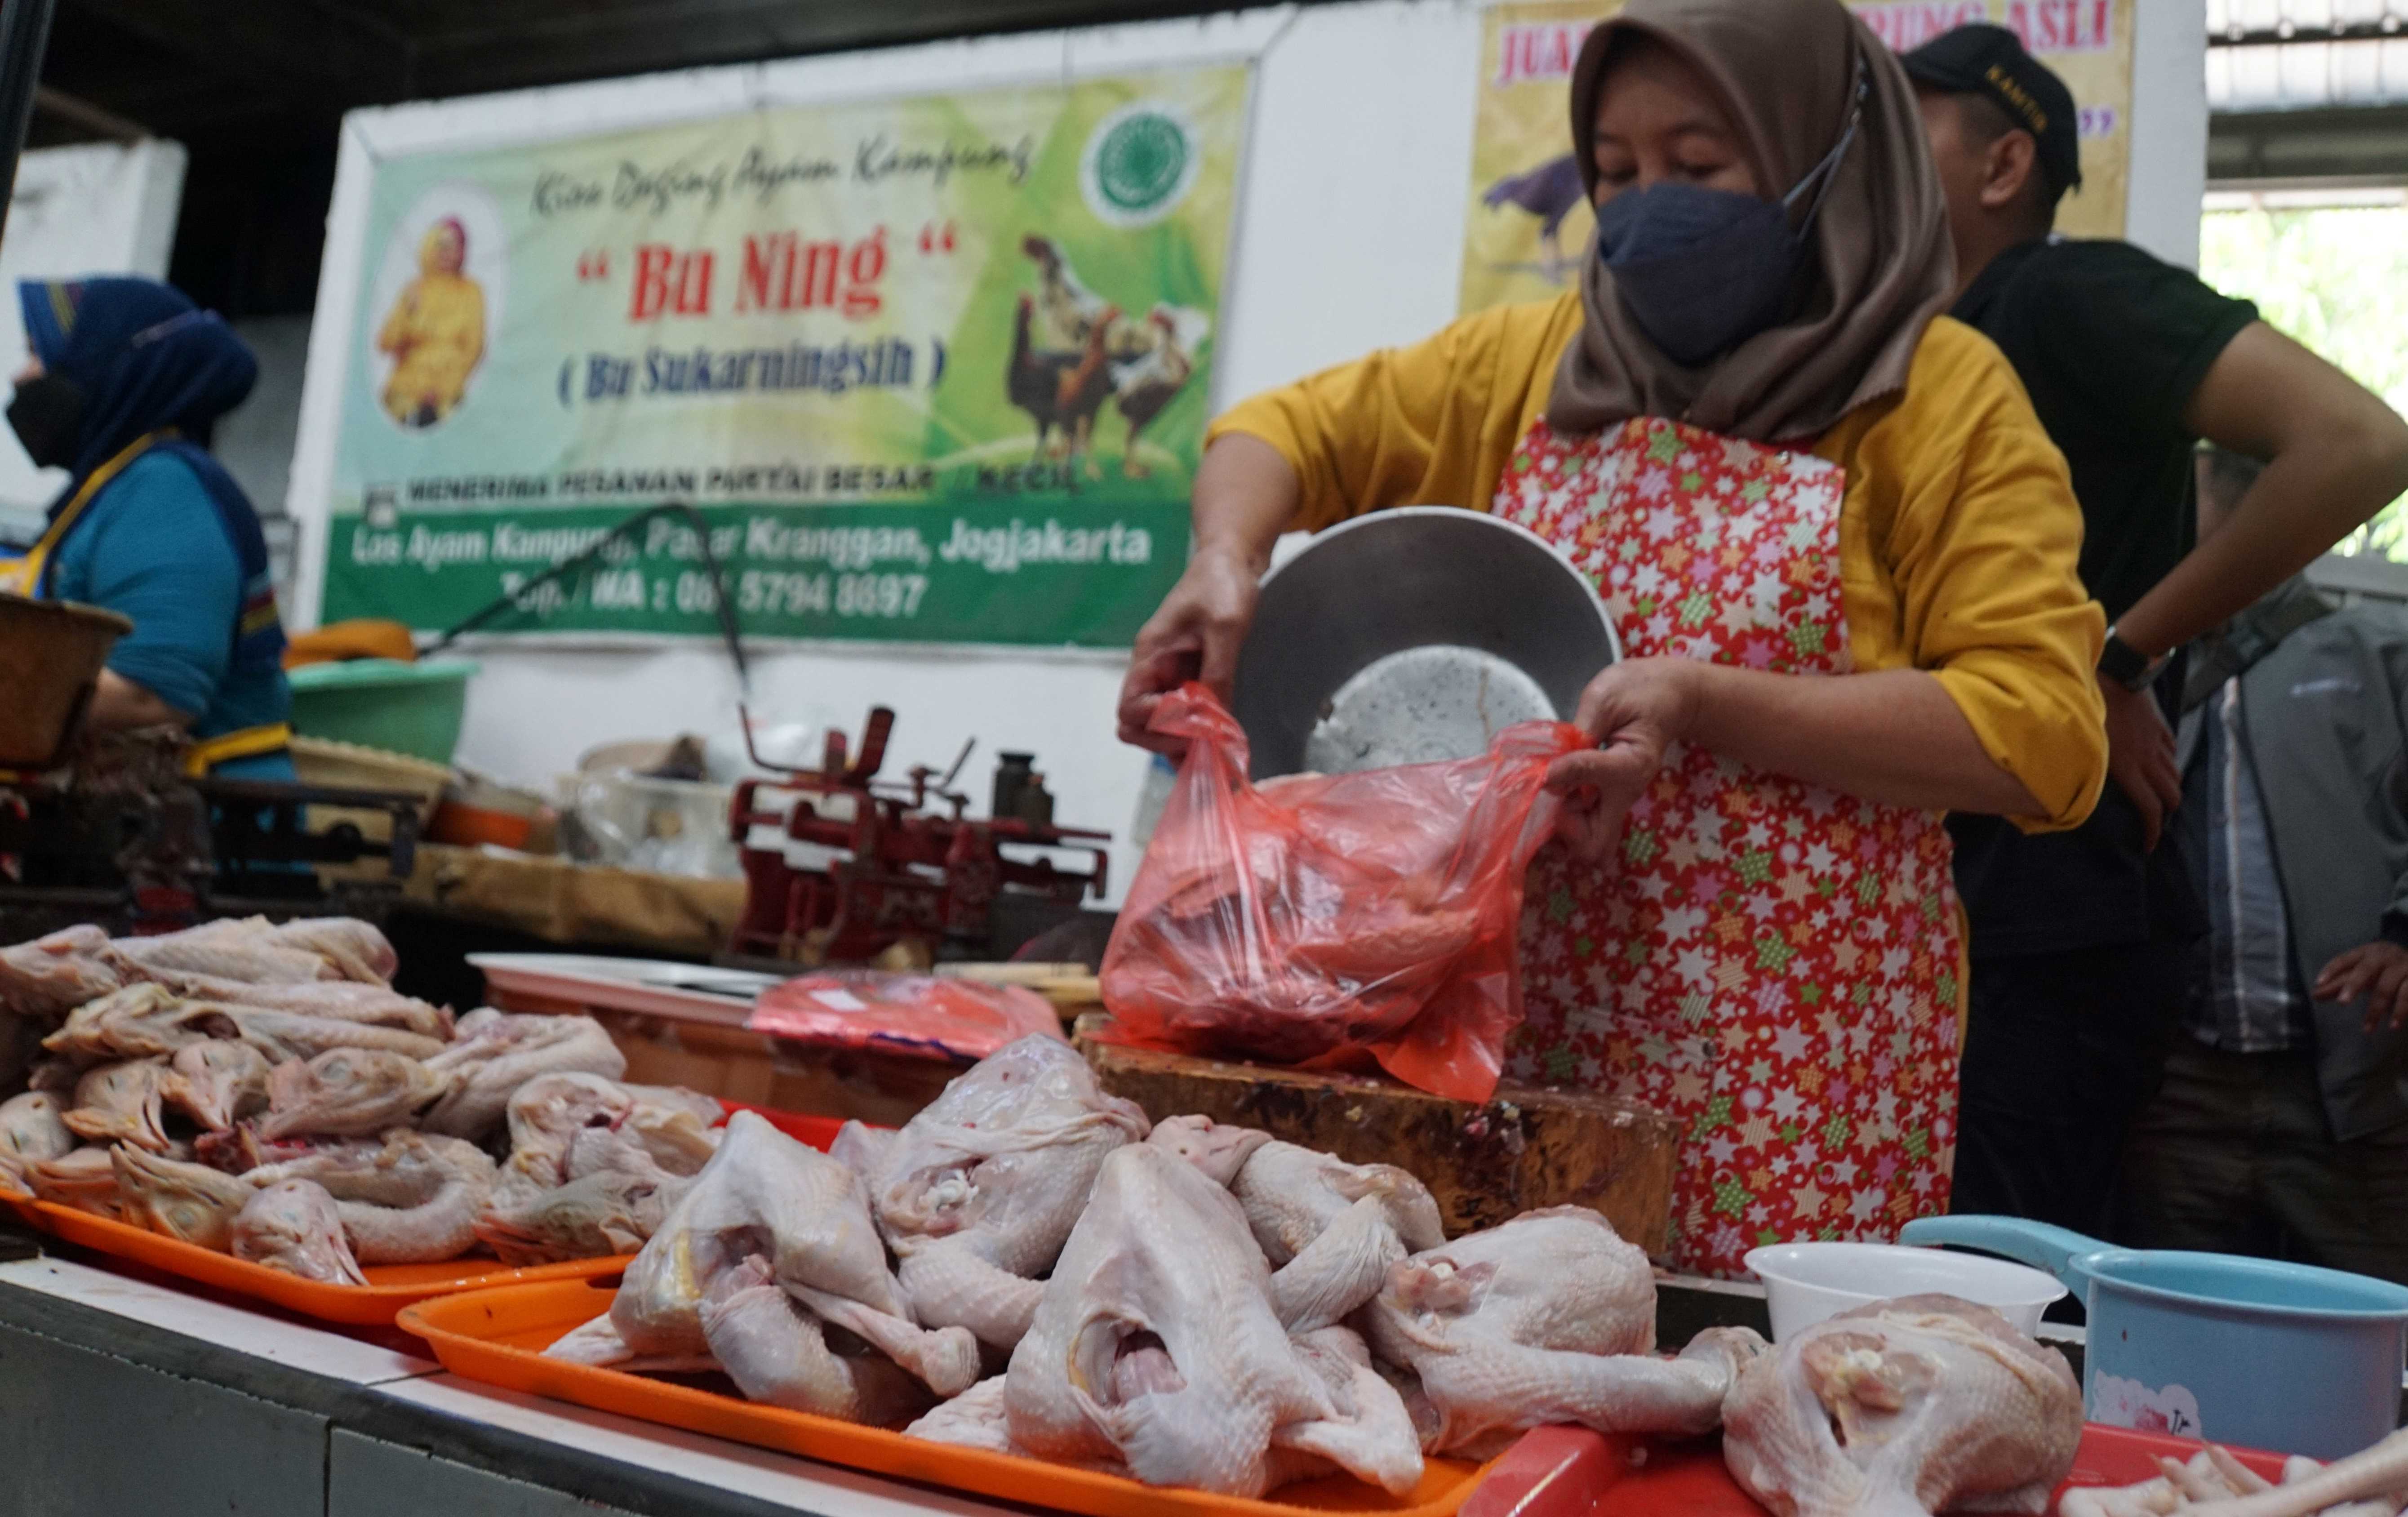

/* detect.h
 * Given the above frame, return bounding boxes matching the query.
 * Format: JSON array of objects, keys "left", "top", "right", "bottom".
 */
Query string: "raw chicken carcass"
[
  {"left": 868, "top": 1034, "right": 1150, "bottom": 1351},
  {"left": 62, "top": 1057, "right": 173, "bottom": 1152},
  {"left": 614, "top": 1110, "right": 978, "bottom": 1399},
  {"left": 1004, "top": 1142, "right": 1426, "bottom": 1497},
  {"left": 232, "top": 1179, "right": 367, "bottom": 1284},
  {"left": 41, "top": 984, "right": 226, "bottom": 1062},
  {"left": 0, "top": 1090, "right": 74, "bottom": 1188},
  {"left": 160, "top": 1039, "right": 273, "bottom": 1131},
  {"left": 700, "top": 1254, "right": 934, "bottom": 1424},
  {"left": 1363, "top": 1206, "right": 1764, "bottom": 1456},
  {"left": 251, "top": 1129, "right": 496, "bottom": 1264},
  {"left": 1720, "top": 1294, "right": 2082, "bottom": 1517},
  {"left": 0, "top": 925, "right": 124, "bottom": 1017},
  {"left": 498, "top": 1072, "right": 718, "bottom": 1202},
  {"left": 1233, "top": 1137, "right": 1445, "bottom": 1333},
  {"left": 474, "top": 1169, "right": 682, "bottom": 1264},
  {"left": 113, "top": 1145, "right": 255, "bottom": 1249},
  {"left": 103, "top": 916, "right": 396, "bottom": 990},
  {"left": 168, "top": 975, "right": 448, "bottom": 1038},
  {"left": 258, "top": 918, "right": 398, "bottom": 984},
  {"left": 104, "top": 917, "right": 338, "bottom": 988},
  {"left": 25, "top": 1146, "right": 124, "bottom": 1218},
  {"left": 563, "top": 1103, "right": 718, "bottom": 1183},
  {"left": 420, "top": 1010, "right": 626, "bottom": 1139},
  {"left": 221, "top": 1006, "right": 446, "bottom": 1063},
  {"left": 257, "top": 1048, "right": 446, "bottom": 1139}
]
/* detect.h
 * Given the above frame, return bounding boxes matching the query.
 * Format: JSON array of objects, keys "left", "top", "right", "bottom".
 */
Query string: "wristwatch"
[{"left": 2098, "top": 625, "right": 2165, "bottom": 693}]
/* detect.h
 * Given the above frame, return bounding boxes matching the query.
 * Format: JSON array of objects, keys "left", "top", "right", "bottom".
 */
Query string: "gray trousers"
[{"left": 2120, "top": 1036, "right": 2408, "bottom": 1285}]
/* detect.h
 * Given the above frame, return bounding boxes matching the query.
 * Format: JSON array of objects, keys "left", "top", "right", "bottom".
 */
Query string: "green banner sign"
[{"left": 318, "top": 66, "right": 1248, "bottom": 647}]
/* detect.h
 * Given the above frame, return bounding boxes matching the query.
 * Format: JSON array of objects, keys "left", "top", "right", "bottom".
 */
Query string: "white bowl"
[{"left": 1744, "top": 1241, "right": 2068, "bottom": 1341}]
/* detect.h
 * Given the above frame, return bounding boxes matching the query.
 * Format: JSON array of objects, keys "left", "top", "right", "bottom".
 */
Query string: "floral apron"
[{"left": 1493, "top": 416, "right": 1963, "bottom": 1280}]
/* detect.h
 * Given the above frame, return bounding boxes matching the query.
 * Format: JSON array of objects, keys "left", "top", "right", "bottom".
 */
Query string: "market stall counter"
[{"left": 0, "top": 1233, "right": 1033, "bottom": 1517}]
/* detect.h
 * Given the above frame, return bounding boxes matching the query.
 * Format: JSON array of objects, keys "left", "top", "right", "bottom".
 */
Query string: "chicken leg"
[{"left": 700, "top": 1255, "right": 933, "bottom": 1425}]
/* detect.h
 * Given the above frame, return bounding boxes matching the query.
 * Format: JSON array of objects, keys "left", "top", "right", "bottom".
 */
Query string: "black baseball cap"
[{"left": 1900, "top": 24, "right": 2083, "bottom": 197}]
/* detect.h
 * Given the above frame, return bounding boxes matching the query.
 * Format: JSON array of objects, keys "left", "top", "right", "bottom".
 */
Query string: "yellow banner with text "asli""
[{"left": 1459, "top": 0, "right": 2132, "bottom": 315}]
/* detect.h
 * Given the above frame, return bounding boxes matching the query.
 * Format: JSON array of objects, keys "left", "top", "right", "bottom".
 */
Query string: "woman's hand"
[
  {"left": 1544, "top": 657, "right": 1702, "bottom": 863},
  {"left": 2100, "top": 677, "right": 2183, "bottom": 851},
  {"left": 1115, "top": 434, "right": 1302, "bottom": 754},
  {"left": 1115, "top": 546, "right": 1262, "bottom": 752}
]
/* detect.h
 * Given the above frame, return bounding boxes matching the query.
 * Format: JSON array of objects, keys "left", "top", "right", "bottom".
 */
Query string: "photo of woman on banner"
[{"left": 377, "top": 215, "right": 488, "bottom": 429}]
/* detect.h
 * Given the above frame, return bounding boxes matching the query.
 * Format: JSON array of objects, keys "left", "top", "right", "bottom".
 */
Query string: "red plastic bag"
[
  {"left": 748, "top": 972, "right": 1065, "bottom": 1063},
  {"left": 1099, "top": 683, "right": 1586, "bottom": 1101}
]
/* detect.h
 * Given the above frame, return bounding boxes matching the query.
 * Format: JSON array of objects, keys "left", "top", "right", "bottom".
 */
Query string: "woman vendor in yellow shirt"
[
  {"left": 376, "top": 217, "right": 486, "bottom": 428},
  {"left": 1117, "top": 0, "right": 2108, "bottom": 1277}
]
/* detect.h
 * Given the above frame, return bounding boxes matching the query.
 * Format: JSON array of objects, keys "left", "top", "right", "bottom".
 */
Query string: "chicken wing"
[
  {"left": 1233, "top": 1137, "right": 1444, "bottom": 1334},
  {"left": 420, "top": 1010, "right": 626, "bottom": 1139}
]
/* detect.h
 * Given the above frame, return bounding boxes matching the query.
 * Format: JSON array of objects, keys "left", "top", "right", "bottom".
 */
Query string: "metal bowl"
[{"left": 1231, "top": 507, "right": 1619, "bottom": 779}]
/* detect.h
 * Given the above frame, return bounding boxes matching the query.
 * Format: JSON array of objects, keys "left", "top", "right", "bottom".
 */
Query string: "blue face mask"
[{"left": 1594, "top": 72, "right": 1867, "bottom": 366}]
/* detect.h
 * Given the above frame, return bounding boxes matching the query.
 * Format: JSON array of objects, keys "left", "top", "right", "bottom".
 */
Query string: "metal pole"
[{"left": 0, "top": 0, "right": 58, "bottom": 249}]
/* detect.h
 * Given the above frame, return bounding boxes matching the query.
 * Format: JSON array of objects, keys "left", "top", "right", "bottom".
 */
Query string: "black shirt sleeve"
[{"left": 2021, "top": 241, "right": 2259, "bottom": 438}]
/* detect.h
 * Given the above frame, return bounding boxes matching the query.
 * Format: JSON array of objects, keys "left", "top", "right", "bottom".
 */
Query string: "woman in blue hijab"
[{"left": 4, "top": 276, "right": 293, "bottom": 779}]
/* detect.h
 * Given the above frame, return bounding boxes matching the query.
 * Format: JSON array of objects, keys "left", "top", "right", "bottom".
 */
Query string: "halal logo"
[{"left": 1081, "top": 102, "right": 1199, "bottom": 228}]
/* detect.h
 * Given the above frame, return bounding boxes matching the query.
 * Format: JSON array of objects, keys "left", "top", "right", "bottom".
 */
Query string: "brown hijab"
[{"left": 1546, "top": 0, "right": 1955, "bottom": 444}]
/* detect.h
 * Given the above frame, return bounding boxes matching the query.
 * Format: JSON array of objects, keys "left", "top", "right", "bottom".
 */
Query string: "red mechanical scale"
[{"left": 727, "top": 706, "right": 1108, "bottom": 964}]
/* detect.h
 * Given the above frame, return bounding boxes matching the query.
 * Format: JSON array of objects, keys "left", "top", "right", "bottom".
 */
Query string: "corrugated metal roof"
[
  {"left": 2210, "top": 0, "right": 2408, "bottom": 110},
  {"left": 2211, "top": 38, "right": 2408, "bottom": 109},
  {"left": 2210, "top": 0, "right": 2408, "bottom": 42}
]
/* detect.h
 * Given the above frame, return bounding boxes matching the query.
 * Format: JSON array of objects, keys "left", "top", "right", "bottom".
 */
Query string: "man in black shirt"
[{"left": 1903, "top": 25, "right": 2408, "bottom": 1236}]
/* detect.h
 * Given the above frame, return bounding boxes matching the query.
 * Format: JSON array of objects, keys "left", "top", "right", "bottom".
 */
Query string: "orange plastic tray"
[
  {"left": 8, "top": 1106, "right": 847, "bottom": 1326},
  {"left": 6, "top": 1193, "right": 632, "bottom": 1325},
  {"left": 400, "top": 1277, "right": 1489, "bottom": 1517}
]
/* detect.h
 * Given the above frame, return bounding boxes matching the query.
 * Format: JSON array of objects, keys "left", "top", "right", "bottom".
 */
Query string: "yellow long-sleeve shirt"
[{"left": 1207, "top": 292, "right": 2108, "bottom": 832}]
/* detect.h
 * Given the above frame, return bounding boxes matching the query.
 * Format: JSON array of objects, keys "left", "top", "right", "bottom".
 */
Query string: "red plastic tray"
[
  {"left": 399, "top": 1276, "right": 1488, "bottom": 1517},
  {"left": 6, "top": 1105, "right": 844, "bottom": 1326},
  {"left": 1457, "top": 1423, "right": 2291, "bottom": 1517}
]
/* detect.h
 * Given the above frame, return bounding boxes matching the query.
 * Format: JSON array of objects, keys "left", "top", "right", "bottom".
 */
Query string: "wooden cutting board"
[{"left": 1080, "top": 1033, "right": 1679, "bottom": 1255}]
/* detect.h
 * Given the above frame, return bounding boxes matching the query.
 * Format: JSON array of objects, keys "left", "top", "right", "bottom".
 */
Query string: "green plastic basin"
[{"left": 285, "top": 658, "right": 479, "bottom": 765}]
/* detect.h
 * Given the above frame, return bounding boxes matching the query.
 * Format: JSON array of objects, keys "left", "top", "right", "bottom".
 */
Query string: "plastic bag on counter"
[
  {"left": 1098, "top": 683, "right": 1585, "bottom": 1102},
  {"left": 747, "top": 972, "right": 1066, "bottom": 1063}
]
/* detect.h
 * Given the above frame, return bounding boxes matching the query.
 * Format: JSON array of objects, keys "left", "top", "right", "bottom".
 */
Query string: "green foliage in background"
[{"left": 2200, "top": 204, "right": 2408, "bottom": 560}]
